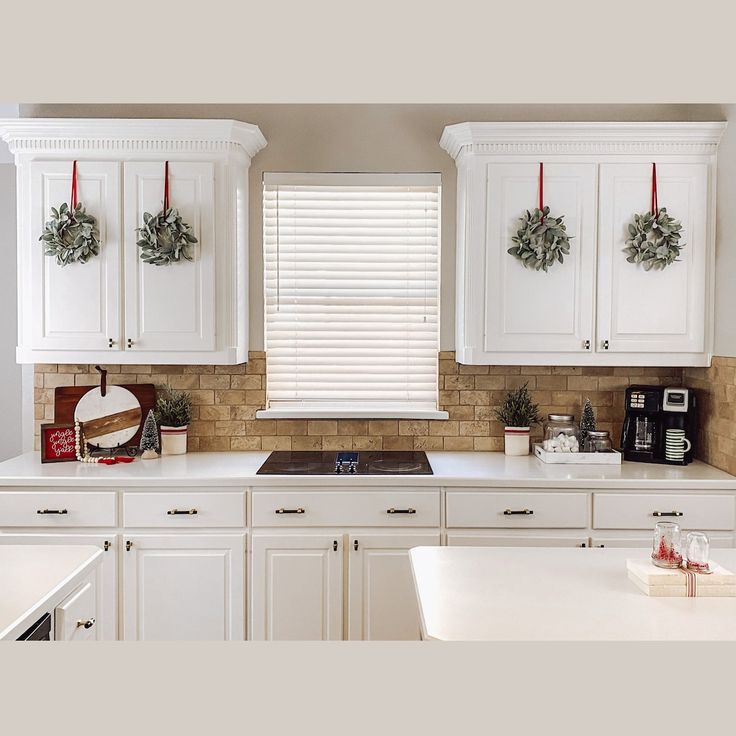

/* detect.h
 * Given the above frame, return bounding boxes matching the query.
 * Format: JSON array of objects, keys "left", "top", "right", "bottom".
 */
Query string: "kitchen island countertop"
[
  {"left": 0, "top": 451, "right": 733, "bottom": 489},
  {"left": 409, "top": 546, "right": 736, "bottom": 641}
]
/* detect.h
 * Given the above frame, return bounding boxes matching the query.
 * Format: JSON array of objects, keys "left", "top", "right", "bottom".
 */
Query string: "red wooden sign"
[{"left": 40, "top": 423, "right": 77, "bottom": 463}]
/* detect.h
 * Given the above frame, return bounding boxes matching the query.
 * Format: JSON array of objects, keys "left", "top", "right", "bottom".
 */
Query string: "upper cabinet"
[
  {"left": 441, "top": 122, "right": 726, "bottom": 366},
  {"left": 1, "top": 119, "right": 266, "bottom": 364}
]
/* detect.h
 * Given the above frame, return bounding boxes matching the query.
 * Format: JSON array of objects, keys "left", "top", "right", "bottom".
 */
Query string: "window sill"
[{"left": 256, "top": 408, "right": 450, "bottom": 420}]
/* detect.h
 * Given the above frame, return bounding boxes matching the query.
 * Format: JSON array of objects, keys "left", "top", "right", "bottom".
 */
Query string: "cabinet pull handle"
[
  {"left": 601, "top": 340, "right": 609, "bottom": 350},
  {"left": 333, "top": 540, "right": 338, "bottom": 552},
  {"left": 580, "top": 543, "right": 587, "bottom": 548},
  {"left": 503, "top": 508, "right": 533, "bottom": 515},
  {"left": 36, "top": 508, "right": 68, "bottom": 515},
  {"left": 652, "top": 511, "right": 683, "bottom": 517},
  {"left": 76, "top": 618, "right": 95, "bottom": 630},
  {"left": 386, "top": 508, "right": 416, "bottom": 514},
  {"left": 108, "top": 338, "right": 115, "bottom": 348},
  {"left": 167, "top": 508, "right": 198, "bottom": 515},
  {"left": 583, "top": 339, "right": 590, "bottom": 350},
  {"left": 126, "top": 540, "right": 132, "bottom": 552},
  {"left": 596, "top": 544, "right": 605, "bottom": 548},
  {"left": 275, "top": 507, "right": 305, "bottom": 514},
  {"left": 354, "top": 539, "right": 359, "bottom": 551},
  {"left": 127, "top": 338, "right": 134, "bottom": 348},
  {"left": 103, "top": 540, "right": 111, "bottom": 552}
]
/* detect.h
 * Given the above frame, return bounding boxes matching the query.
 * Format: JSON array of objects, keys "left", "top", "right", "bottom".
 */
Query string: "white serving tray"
[{"left": 533, "top": 443, "right": 622, "bottom": 465}]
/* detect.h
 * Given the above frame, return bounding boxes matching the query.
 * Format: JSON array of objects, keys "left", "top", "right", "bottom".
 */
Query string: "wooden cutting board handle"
[{"left": 95, "top": 365, "right": 107, "bottom": 397}]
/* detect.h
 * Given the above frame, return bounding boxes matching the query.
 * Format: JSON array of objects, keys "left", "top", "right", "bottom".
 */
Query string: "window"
[{"left": 259, "top": 173, "right": 445, "bottom": 419}]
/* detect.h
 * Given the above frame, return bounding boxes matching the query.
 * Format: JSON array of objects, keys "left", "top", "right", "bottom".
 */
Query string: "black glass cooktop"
[{"left": 256, "top": 451, "right": 433, "bottom": 476}]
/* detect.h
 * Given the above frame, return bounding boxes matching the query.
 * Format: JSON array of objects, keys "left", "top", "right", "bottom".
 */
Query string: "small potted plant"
[
  {"left": 494, "top": 383, "right": 542, "bottom": 456},
  {"left": 155, "top": 385, "right": 193, "bottom": 456}
]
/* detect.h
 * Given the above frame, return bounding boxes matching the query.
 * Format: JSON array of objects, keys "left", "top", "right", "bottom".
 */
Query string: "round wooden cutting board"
[{"left": 74, "top": 385, "right": 143, "bottom": 448}]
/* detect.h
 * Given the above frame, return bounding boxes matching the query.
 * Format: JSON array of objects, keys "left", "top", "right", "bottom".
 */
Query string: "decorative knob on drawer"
[{"left": 76, "top": 618, "right": 95, "bottom": 630}]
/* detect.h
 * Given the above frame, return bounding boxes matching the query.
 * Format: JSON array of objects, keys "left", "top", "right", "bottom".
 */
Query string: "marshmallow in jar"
[{"left": 542, "top": 414, "right": 580, "bottom": 453}]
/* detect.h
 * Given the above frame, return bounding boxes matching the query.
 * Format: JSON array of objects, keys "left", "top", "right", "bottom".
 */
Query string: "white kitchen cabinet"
[
  {"left": 28, "top": 160, "right": 121, "bottom": 352},
  {"left": 347, "top": 532, "right": 439, "bottom": 641},
  {"left": 0, "top": 533, "right": 117, "bottom": 640},
  {"left": 441, "top": 122, "right": 725, "bottom": 366},
  {"left": 123, "top": 161, "right": 216, "bottom": 353},
  {"left": 123, "top": 533, "right": 245, "bottom": 641},
  {"left": 597, "top": 162, "right": 708, "bottom": 355},
  {"left": 482, "top": 162, "right": 597, "bottom": 354},
  {"left": 250, "top": 533, "right": 343, "bottom": 641},
  {"left": 1, "top": 118, "right": 266, "bottom": 364},
  {"left": 55, "top": 579, "right": 98, "bottom": 641}
]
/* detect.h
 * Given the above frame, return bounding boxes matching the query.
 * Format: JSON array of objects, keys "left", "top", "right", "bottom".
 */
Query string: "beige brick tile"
[
  {"left": 44, "top": 374, "right": 75, "bottom": 388},
  {"left": 246, "top": 419, "right": 277, "bottom": 435},
  {"left": 446, "top": 405, "right": 475, "bottom": 421},
  {"left": 166, "top": 374, "right": 200, "bottom": 390},
  {"left": 186, "top": 364, "right": 213, "bottom": 374},
  {"left": 443, "top": 437, "right": 474, "bottom": 451},
  {"left": 353, "top": 436, "right": 382, "bottom": 450},
  {"left": 199, "top": 406, "right": 232, "bottom": 421},
  {"left": 262, "top": 435, "right": 292, "bottom": 451},
  {"left": 200, "top": 375, "right": 232, "bottom": 390},
  {"left": 246, "top": 359, "right": 266, "bottom": 375},
  {"left": 552, "top": 367, "right": 583, "bottom": 375},
  {"left": 429, "top": 420, "right": 458, "bottom": 436},
  {"left": 34, "top": 404, "right": 44, "bottom": 419},
  {"left": 292, "top": 435, "right": 323, "bottom": 450},
  {"left": 215, "top": 390, "right": 246, "bottom": 405},
  {"left": 108, "top": 374, "right": 139, "bottom": 385},
  {"left": 458, "top": 364, "right": 489, "bottom": 375},
  {"left": 199, "top": 437, "right": 231, "bottom": 452},
  {"left": 245, "top": 390, "right": 266, "bottom": 406},
  {"left": 155, "top": 365, "right": 185, "bottom": 374},
  {"left": 231, "top": 375, "right": 262, "bottom": 390},
  {"left": 439, "top": 390, "right": 459, "bottom": 406},
  {"left": 36, "top": 364, "right": 58, "bottom": 373},
  {"left": 489, "top": 365, "right": 520, "bottom": 374},
  {"left": 308, "top": 420, "right": 338, "bottom": 435},
  {"left": 215, "top": 420, "right": 246, "bottom": 436},
  {"left": 188, "top": 421, "right": 215, "bottom": 437},
  {"left": 44, "top": 404, "right": 55, "bottom": 420},
  {"left": 57, "top": 364, "right": 90, "bottom": 374},
  {"left": 598, "top": 376, "right": 630, "bottom": 391},
  {"left": 567, "top": 376, "right": 600, "bottom": 391},
  {"left": 399, "top": 420, "right": 428, "bottom": 436},
  {"left": 521, "top": 366, "right": 552, "bottom": 375},
  {"left": 459, "top": 420, "right": 490, "bottom": 436},
  {"left": 474, "top": 375, "right": 506, "bottom": 390},
  {"left": 439, "top": 359, "right": 458, "bottom": 375},
  {"left": 277, "top": 420, "right": 308, "bottom": 436},
  {"left": 34, "top": 372, "right": 43, "bottom": 388},
  {"left": 460, "top": 390, "right": 490, "bottom": 406},
  {"left": 187, "top": 437, "right": 201, "bottom": 452},
  {"left": 322, "top": 435, "right": 352, "bottom": 451},
  {"left": 438, "top": 351, "right": 455, "bottom": 360},
  {"left": 337, "top": 420, "right": 368, "bottom": 435},
  {"left": 536, "top": 375, "right": 568, "bottom": 390},
  {"left": 413, "top": 436, "right": 444, "bottom": 450},
  {"left": 472, "top": 436, "right": 495, "bottom": 451},
  {"left": 249, "top": 351, "right": 266, "bottom": 360},
  {"left": 444, "top": 375, "right": 475, "bottom": 391},
  {"left": 189, "top": 390, "right": 215, "bottom": 405},
  {"left": 368, "top": 420, "right": 398, "bottom": 436},
  {"left": 231, "top": 436, "right": 262, "bottom": 450},
  {"left": 506, "top": 376, "right": 536, "bottom": 390},
  {"left": 474, "top": 406, "right": 495, "bottom": 421},
  {"left": 216, "top": 363, "right": 246, "bottom": 375},
  {"left": 383, "top": 435, "right": 414, "bottom": 450},
  {"left": 232, "top": 406, "right": 259, "bottom": 421},
  {"left": 74, "top": 374, "right": 100, "bottom": 386}
]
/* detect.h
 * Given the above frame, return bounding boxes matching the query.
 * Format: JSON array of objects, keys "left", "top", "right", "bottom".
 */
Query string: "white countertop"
[
  {"left": 0, "top": 545, "right": 102, "bottom": 640},
  {"left": 410, "top": 546, "right": 736, "bottom": 641},
  {"left": 0, "top": 451, "right": 733, "bottom": 489}
]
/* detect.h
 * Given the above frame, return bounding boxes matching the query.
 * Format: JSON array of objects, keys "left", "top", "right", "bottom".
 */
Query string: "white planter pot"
[
  {"left": 504, "top": 427, "right": 530, "bottom": 456},
  {"left": 160, "top": 425, "right": 188, "bottom": 456}
]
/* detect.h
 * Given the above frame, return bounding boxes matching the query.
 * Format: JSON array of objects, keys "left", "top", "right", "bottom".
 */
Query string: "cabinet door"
[
  {"left": 446, "top": 532, "right": 589, "bottom": 548},
  {"left": 597, "top": 162, "right": 709, "bottom": 354},
  {"left": 55, "top": 578, "right": 98, "bottom": 641},
  {"left": 348, "top": 533, "right": 439, "bottom": 641},
  {"left": 123, "top": 161, "right": 216, "bottom": 352},
  {"left": 250, "top": 533, "right": 343, "bottom": 641},
  {"left": 0, "top": 533, "right": 118, "bottom": 640},
  {"left": 483, "top": 162, "right": 597, "bottom": 354},
  {"left": 29, "top": 160, "right": 121, "bottom": 351},
  {"left": 123, "top": 534, "right": 244, "bottom": 641}
]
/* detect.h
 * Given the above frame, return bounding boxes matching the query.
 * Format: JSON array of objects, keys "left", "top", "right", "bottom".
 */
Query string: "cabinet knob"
[
  {"left": 127, "top": 338, "right": 134, "bottom": 348},
  {"left": 333, "top": 540, "right": 338, "bottom": 552},
  {"left": 108, "top": 338, "right": 115, "bottom": 348},
  {"left": 125, "top": 540, "right": 133, "bottom": 552},
  {"left": 601, "top": 340, "right": 609, "bottom": 350},
  {"left": 354, "top": 539, "right": 359, "bottom": 551},
  {"left": 583, "top": 339, "right": 590, "bottom": 350},
  {"left": 76, "top": 618, "right": 95, "bottom": 630}
]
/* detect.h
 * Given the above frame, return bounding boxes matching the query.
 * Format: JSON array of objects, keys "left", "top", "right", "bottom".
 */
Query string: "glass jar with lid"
[
  {"left": 542, "top": 414, "right": 580, "bottom": 453},
  {"left": 583, "top": 430, "right": 612, "bottom": 453}
]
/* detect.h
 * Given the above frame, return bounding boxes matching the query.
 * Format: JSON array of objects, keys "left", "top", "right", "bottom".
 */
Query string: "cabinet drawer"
[
  {"left": 55, "top": 580, "right": 98, "bottom": 641},
  {"left": 0, "top": 492, "right": 116, "bottom": 527},
  {"left": 252, "top": 490, "right": 440, "bottom": 527},
  {"left": 123, "top": 491, "right": 245, "bottom": 527},
  {"left": 446, "top": 491, "right": 588, "bottom": 528},
  {"left": 593, "top": 493, "right": 736, "bottom": 530}
]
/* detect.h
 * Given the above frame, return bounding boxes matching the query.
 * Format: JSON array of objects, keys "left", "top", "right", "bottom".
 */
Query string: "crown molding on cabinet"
[
  {"left": 439, "top": 122, "right": 728, "bottom": 160},
  {"left": 0, "top": 118, "right": 268, "bottom": 158}
]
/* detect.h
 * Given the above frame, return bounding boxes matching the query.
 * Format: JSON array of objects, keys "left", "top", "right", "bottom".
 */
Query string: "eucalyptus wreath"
[
  {"left": 136, "top": 208, "right": 198, "bottom": 266},
  {"left": 507, "top": 206, "right": 573, "bottom": 272},
  {"left": 623, "top": 208, "right": 685, "bottom": 271},
  {"left": 39, "top": 202, "right": 101, "bottom": 267}
]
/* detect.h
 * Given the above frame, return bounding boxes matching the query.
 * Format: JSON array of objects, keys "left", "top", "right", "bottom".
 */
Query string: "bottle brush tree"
[
  {"left": 579, "top": 398, "right": 597, "bottom": 446},
  {"left": 139, "top": 409, "right": 160, "bottom": 459},
  {"left": 494, "top": 383, "right": 542, "bottom": 428},
  {"left": 155, "top": 385, "right": 193, "bottom": 428}
]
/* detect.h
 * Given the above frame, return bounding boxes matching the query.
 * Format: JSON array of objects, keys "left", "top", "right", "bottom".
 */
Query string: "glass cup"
[
  {"left": 685, "top": 531, "right": 710, "bottom": 573},
  {"left": 652, "top": 522, "right": 683, "bottom": 568}
]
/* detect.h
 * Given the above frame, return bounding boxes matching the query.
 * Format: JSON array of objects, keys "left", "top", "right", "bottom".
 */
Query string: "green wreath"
[
  {"left": 39, "top": 202, "right": 100, "bottom": 267},
  {"left": 623, "top": 208, "right": 685, "bottom": 271},
  {"left": 507, "top": 206, "right": 573, "bottom": 272},
  {"left": 136, "top": 208, "right": 198, "bottom": 266}
]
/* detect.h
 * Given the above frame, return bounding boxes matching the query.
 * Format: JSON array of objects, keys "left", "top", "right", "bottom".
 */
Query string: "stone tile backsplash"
[{"left": 34, "top": 353, "right": 684, "bottom": 454}]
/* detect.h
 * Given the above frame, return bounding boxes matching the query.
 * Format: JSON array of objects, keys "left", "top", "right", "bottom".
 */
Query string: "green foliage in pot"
[
  {"left": 494, "top": 383, "right": 542, "bottom": 428},
  {"left": 155, "top": 385, "right": 193, "bottom": 428}
]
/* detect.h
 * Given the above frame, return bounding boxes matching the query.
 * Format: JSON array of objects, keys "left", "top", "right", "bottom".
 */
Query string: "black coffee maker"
[{"left": 621, "top": 385, "right": 697, "bottom": 465}]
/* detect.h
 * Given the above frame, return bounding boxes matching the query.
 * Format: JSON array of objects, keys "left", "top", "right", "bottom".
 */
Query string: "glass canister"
[
  {"left": 583, "top": 430, "right": 612, "bottom": 453},
  {"left": 685, "top": 531, "right": 710, "bottom": 573},
  {"left": 652, "top": 522, "right": 683, "bottom": 568},
  {"left": 542, "top": 414, "right": 580, "bottom": 453}
]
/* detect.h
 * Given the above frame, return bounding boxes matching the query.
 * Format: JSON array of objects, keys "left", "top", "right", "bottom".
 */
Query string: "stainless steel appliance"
[
  {"left": 256, "top": 451, "right": 433, "bottom": 475},
  {"left": 621, "top": 385, "right": 697, "bottom": 465}
]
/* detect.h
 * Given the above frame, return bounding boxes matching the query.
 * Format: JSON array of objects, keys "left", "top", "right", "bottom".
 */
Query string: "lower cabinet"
[
  {"left": 55, "top": 578, "right": 99, "bottom": 641},
  {"left": 250, "top": 533, "right": 343, "bottom": 641},
  {"left": 251, "top": 531, "right": 436, "bottom": 641},
  {"left": 348, "top": 533, "right": 440, "bottom": 641},
  {"left": 123, "top": 533, "right": 245, "bottom": 641},
  {"left": 447, "top": 533, "right": 589, "bottom": 547},
  {"left": 0, "top": 533, "right": 117, "bottom": 640}
]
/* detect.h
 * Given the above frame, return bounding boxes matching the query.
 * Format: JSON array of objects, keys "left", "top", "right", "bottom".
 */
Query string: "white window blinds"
[{"left": 261, "top": 173, "right": 443, "bottom": 419}]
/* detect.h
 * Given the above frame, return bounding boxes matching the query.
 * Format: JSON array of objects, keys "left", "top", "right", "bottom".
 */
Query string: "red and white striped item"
[{"left": 627, "top": 558, "right": 736, "bottom": 597}]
